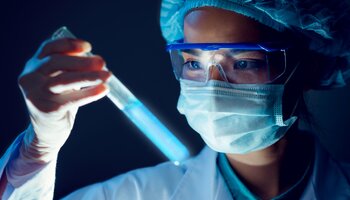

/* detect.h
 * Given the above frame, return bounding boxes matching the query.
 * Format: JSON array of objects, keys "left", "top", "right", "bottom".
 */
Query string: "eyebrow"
[
  {"left": 182, "top": 49, "right": 202, "bottom": 56},
  {"left": 181, "top": 49, "right": 265, "bottom": 57},
  {"left": 229, "top": 49, "right": 248, "bottom": 54},
  {"left": 228, "top": 49, "right": 265, "bottom": 57},
  {"left": 228, "top": 49, "right": 263, "bottom": 54}
]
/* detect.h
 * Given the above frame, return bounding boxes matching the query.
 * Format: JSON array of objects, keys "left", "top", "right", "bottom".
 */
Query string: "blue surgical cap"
[{"left": 160, "top": 0, "right": 350, "bottom": 89}]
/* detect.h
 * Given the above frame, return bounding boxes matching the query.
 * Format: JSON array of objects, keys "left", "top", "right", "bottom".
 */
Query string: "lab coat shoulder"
[
  {"left": 63, "top": 161, "right": 186, "bottom": 200},
  {"left": 63, "top": 147, "right": 232, "bottom": 200}
]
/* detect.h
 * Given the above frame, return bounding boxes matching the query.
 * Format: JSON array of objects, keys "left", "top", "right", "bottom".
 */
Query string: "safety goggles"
[{"left": 166, "top": 42, "right": 290, "bottom": 84}]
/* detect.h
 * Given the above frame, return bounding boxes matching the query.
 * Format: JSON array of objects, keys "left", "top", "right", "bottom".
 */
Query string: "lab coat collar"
[
  {"left": 171, "top": 139, "right": 350, "bottom": 200},
  {"left": 170, "top": 146, "right": 233, "bottom": 200}
]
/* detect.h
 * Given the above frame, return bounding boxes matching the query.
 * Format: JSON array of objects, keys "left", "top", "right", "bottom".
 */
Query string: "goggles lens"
[{"left": 167, "top": 44, "right": 287, "bottom": 84}]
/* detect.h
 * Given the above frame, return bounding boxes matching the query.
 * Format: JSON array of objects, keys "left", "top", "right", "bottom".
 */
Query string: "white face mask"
[{"left": 177, "top": 80, "right": 297, "bottom": 154}]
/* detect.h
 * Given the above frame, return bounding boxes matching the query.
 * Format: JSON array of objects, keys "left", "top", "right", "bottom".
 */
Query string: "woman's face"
[
  {"left": 183, "top": 7, "right": 305, "bottom": 118},
  {"left": 183, "top": 7, "right": 290, "bottom": 84}
]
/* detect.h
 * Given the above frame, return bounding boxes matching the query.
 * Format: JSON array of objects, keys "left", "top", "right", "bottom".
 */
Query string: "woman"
[{"left": 1, "top": 0, "right": 350, "bottom": 199}]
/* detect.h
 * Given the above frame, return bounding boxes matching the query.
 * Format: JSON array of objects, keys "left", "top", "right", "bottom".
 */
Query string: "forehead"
[{"left": 183, "top": 7, "right": 284, "bottom": 43}]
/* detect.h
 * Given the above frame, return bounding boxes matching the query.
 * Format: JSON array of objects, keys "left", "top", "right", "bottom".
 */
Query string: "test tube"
[{"left": 51, "top": 27, "right": 190, "bottom": 163}]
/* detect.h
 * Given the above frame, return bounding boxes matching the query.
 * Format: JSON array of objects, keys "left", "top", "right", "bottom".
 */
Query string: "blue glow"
[
  {"left": 122, "top": 100, "right": 190, "bottom": 162},
  {"left": 51, "top": 27, "right": 190, "bottom": 163}
]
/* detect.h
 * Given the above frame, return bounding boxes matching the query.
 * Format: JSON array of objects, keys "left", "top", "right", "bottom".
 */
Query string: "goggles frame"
[
  {"left": 166, "top": 42, "right": 290, "bottom": 52},
  {"left": 166, "top": 42, "right": 291, "bottom": 84}
]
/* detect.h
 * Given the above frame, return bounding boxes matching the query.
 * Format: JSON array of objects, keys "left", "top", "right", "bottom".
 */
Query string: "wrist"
[{"left": 21, "top": 125, "right": 60, "bottom": 164}]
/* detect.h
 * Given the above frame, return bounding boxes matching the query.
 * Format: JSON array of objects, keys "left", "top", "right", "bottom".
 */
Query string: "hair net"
[{"left": 160, "top": 0, "right": 350, "bottom": 89}]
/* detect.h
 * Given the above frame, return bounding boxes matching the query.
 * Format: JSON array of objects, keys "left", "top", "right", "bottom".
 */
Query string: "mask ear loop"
[{"left": 284, "top": 49, "right": 303, "bottom": 119}]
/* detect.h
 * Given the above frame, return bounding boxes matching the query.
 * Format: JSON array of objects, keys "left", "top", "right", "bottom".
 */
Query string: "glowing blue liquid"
[
  {"left": 52, "top": 27, "right": 190, "bottom": 162},
  {"left": 122, "top": 100, "right": 190, "bottom": 162}
]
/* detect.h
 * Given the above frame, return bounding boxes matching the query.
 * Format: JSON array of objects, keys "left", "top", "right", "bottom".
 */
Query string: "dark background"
[
  {"left": 0, "top": 1, "right": 349, "bottom": 199},
  {"left": 0, "top": 1, "right": 204, "bottom": 198}
]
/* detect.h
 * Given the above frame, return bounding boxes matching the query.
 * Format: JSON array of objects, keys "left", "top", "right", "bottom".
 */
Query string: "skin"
[
  {"left": 18, "top": 38, "right": 111, "bottom": 113},
  {"left": 184, "top": 7, "right": 313, "bottom": 199},
  {"left": 0, "top": 38, "right": 111, "bottom": 195}
]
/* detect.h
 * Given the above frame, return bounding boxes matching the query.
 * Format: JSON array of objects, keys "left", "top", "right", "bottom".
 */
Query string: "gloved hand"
[{"left": 17, "top": 38, "right": 111, "bottom": 163}]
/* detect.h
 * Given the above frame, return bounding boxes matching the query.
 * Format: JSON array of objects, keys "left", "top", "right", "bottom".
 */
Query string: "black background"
[
  {"left": 0, "top": 1, "right": 204, "bottom": 198},
  {"left": 1, "top": 1, "right": 349, "bottom": 199}
]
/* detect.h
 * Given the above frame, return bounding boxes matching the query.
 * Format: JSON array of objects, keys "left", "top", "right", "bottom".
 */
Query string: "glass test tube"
[{"left": 51, "top": 27, "right": 190, "bottom": 163}]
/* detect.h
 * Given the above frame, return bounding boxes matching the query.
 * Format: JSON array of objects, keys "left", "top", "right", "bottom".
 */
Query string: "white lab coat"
[{"left": 1, "top": 132, "right": 350, "bottom": 200}]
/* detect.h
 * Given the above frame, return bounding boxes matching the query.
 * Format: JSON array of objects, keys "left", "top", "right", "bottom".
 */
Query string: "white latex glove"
[{"left": 17, "top": 37, "right": 111, "bottom": 163}]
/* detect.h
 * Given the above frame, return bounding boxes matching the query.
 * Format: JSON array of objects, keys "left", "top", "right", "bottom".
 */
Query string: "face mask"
[{"left": 177, "top": 80, "right": 297, "bottom": 154}]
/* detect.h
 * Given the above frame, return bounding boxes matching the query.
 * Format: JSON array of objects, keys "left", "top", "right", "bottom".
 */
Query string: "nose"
[{"left": 208, "top": 64, "right": 227, "bottom": 82}]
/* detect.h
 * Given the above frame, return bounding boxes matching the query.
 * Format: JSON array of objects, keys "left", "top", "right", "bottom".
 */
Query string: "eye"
[
  {"left": 183, "top": 61, "right": 204, "bottom": 70},
  {"left": 233, "top": 59, "right": 266, "bottom": 70}
]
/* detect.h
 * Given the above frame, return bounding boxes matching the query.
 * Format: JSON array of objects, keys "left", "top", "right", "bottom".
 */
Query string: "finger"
[
  {"left": 36, "top": 38, "right": 91, "bottom": 59},
  {"left": 38, "top": 54, "right": 105, "bottom": 75},
  {"left": 55, "top": 84, "right": 109, "bottom": 111},
  {"left": 28, "top": 83, "right": 109, "bottom": 113},
  {"left": 47, "top": 71, "right": 111, "bottom": 94}
]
